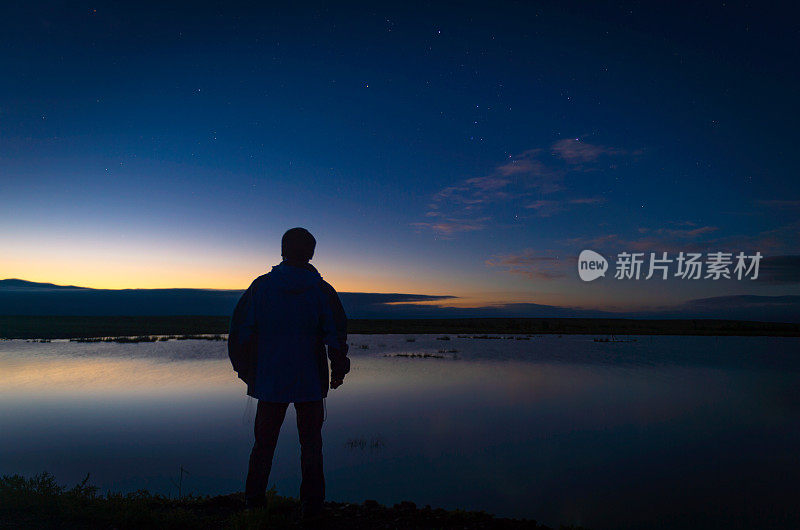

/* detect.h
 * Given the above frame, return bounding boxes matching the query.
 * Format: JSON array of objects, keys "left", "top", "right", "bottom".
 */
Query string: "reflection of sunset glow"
[
  {"left": 0, "top": 353, "right": 237, "bottom": 396},
  {"left": 0, "top": 338, "right": 796, "bottom": 527}
]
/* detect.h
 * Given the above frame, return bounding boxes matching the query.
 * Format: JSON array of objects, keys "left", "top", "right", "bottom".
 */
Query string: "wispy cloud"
[
  {"left": 564, "top": 221, "right": 721, "bottom": 252},
  {"left": 651, "top": 225, "right": 719, "bottom": 238},
  {"left": 410, "top": 216, "right": 489, "bottom": 237},
  {"left": 414, "top": 139, "right": 625, "bottom": 235},
  {"left": 565, "top": 220, "right": 799, "bottom": 255},
  {"left": 485, "top": 250, "right": 569, "bottom": 280},
  {"left": 569, "top": 196, "right": 606, "bottom": 205},
  {"left": 525, "top": 200, "right": 563, "bottom": 217},
  {"left": 494, "top": 149, "right": 563, "bottom": 193},
  {"left": 551, "top": 138, "right": 626, "bottom": 165},
  {"left": 524, "top": 196, "right": 608, "bottom": 217}
]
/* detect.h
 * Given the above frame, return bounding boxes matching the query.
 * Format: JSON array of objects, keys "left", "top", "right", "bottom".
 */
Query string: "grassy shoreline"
[
  {"left": 1, "top": 315, "right": 799, "bottom": 339},
  {"left": 0, "top": 472, "right": 570, "bottom": 529}
]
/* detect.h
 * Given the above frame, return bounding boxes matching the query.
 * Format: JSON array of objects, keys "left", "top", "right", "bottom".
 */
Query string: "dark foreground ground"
[
  {"left": 0, "top": 473, "right": 578, "bottom": 529},
  {"left": 1, "top": 315, "right": 799, "bottom": 339}
]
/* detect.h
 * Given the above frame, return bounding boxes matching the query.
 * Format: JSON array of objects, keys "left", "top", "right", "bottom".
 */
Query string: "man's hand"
[{"left": 330, "top": 376, "right": 344, "bottom": 389}]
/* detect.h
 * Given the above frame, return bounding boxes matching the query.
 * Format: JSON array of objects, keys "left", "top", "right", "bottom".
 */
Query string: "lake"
[{"left": 1, "top": 334, "right": 798, "bottom": 529}]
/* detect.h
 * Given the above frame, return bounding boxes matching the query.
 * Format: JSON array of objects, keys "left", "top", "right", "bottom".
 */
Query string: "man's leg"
[
  {"left": 245, "top": 401, "right": 289, "bottom": 505},
  {"left": 294, "top": 400, "right": 325, "bottom": 511}
]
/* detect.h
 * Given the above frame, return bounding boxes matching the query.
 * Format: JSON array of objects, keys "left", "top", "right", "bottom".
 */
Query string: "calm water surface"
[{"left": 1, "top": 334, "right": 798, "bottom": 529}]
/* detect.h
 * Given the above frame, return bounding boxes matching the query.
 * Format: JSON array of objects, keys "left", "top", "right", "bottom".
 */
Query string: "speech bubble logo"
[{"left": 578, "top": 250, "right": 608, "bottom": 281}]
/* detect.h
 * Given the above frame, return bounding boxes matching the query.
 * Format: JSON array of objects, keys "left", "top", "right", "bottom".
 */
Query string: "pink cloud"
[
  {"left": 551, "top": 138, "right": 625, "bottom": 165},
  {"left": 525, "top": 197, "right": 606, "bottom": 217},
  {"left": 564, "top": 221, "right": 799, "bottom": 255},
  {"left": 525, "top": 200, "right": 563, "bottom": 217},
  {"left": 496, "top": 150, "right": 563, "bottom": 193},
  {"left": 568, "top": 196, "right": 606, "bottom": 205},
  {"left": 654, "top": 225, "right": 719, "bottom": 238},
  {"left": 485, "top": 250, "right": 568, "bottom": 280},
  {"left": 464, "top": 176, "right": 511, "bottom": 190},
  {"left": 410, "top": 217, "right": 489, "bottom": 236},
  {"left": 415, "top": 139, "right": 630, "bottom": 236}
]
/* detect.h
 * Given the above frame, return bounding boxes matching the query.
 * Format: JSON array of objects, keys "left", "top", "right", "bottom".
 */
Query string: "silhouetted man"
[{"left": 228, "top": 227, "right": 349, "bottom": 519}]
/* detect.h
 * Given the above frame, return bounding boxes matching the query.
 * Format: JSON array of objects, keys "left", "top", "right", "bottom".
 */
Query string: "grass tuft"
[{"left": 1, "top": 472, "right": 576, "bottom": 529}]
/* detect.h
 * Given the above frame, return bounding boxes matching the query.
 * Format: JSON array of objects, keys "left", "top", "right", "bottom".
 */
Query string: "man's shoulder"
[
  {"left": 254, "top": 272, "right": 271, "bottom": 283},
  {"left": 248, "top": 273, "right": 272, "bottom": 292},
  {"left": 318, "top": 279, "right": 340, "bottom": 298}
]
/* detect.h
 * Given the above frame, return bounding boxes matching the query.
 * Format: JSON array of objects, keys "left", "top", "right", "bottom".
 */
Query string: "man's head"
[{"left": 281, "top": 227, "right": 316, "bottom": 262}]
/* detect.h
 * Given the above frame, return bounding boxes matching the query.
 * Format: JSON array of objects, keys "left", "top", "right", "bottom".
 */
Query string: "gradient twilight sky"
[{"left": 1, "top": 2, "right": 798, "bottom": 311}]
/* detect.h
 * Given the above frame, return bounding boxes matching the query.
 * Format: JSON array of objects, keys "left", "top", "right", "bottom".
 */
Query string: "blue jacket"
[{"left": 228, "top": 261, "right": 349, "bottom": 402}]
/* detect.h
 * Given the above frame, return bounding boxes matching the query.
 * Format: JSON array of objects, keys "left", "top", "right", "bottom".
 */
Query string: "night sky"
[{"left": 2, "top": 2, "right": 798, "bottom": 314}]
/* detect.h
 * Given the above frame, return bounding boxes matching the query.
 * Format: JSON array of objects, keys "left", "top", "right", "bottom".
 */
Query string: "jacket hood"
[{"left": 269, "top": 261, "right": 322, "bottom": 294}]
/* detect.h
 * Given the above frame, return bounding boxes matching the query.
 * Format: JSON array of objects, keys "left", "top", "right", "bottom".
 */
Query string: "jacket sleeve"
[
  {"left": 321, "top": 280, "right": 350, "bottom": 379},
  {"left": 228, "top": 278, "right": 260, "bottom": 388}
]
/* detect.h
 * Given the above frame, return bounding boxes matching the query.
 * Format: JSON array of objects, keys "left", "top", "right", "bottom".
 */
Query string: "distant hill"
[
  {"left": 1, "top": 279, "right": 799, "bottom": 322},
  {"left": 0, "top": 279, "right": 244, "bottom": 316},
  {"left": 0, "top": 279, "right": 463, "bottom": 318},
  {"left": 0, "top": 279, "right": 90, "bottom": 290}
]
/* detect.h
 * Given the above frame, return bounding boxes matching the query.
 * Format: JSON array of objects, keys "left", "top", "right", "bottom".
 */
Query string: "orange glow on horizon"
[{"left": 2, "top": 246, "right": 675, "bottom": 312}]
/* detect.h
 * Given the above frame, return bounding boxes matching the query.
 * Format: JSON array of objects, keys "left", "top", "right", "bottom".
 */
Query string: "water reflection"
[{"left": 1, "top": 335, "right": 798, "bottom": 529}]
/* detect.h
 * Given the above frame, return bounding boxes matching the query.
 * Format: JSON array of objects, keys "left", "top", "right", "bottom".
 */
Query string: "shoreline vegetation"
[
  {"left": 0, "top": 472, "right": 575, "bottom": 529},
  {"left": 0, "top": 315, "right": 799, "bottom": 339}
]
